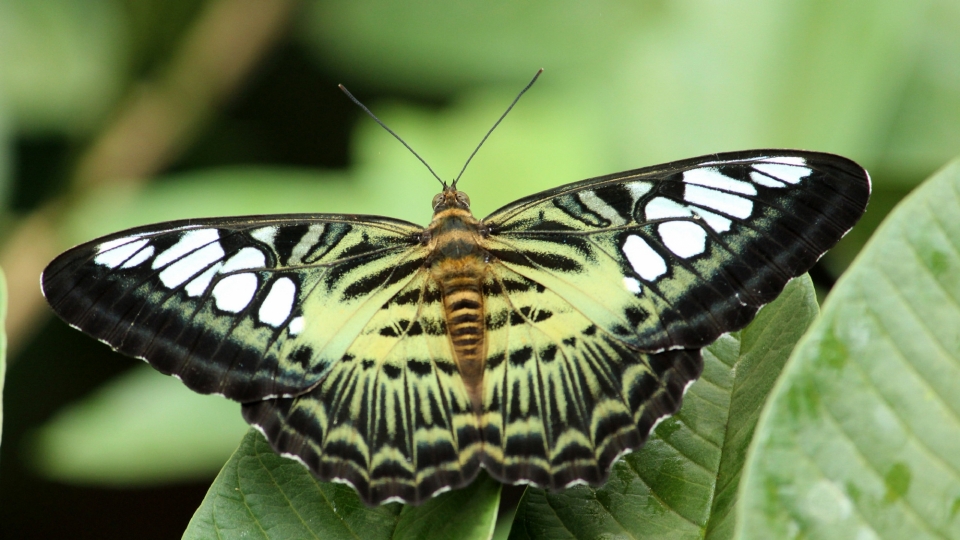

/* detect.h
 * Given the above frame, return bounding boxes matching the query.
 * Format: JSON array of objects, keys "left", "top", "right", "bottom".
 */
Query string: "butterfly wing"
[
  {"left": 42, "top": 214, "right": 429, "bottom": 402},
  {"left": 483, "top": 150, "right": 870, "bottom": 352},
  {"left": 476, "top": 150, "right": 869, "bottom": 487},
  {"left": 479, "top": 266, "right": 702, "bottom": 489},
  {"left": 242, "top": 272, "right": 483, "bottom": 505}
]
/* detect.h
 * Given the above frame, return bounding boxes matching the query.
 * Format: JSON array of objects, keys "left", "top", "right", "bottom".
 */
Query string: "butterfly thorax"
[{"left": 426, "top": 189, "right": 489, "bottom": 412}]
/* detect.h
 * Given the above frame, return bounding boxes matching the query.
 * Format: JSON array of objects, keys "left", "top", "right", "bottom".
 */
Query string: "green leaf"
[
  {"left": 29, "top": 365, "right": 247, "bottom": 485},
  {"left": 736, "top": 159, "right": 960, "bottom": 539},
  {"left": 184, "top": 430, "right": 501, "bottom": 540},
  {"left": 508, "top": 275, "right": 819, "bottom": 540}
]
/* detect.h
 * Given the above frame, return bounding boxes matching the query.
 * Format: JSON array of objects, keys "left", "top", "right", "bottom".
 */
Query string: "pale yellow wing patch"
[
  {"left": 243, "top": 271, "right": 482, "bottom": 505},
  {"left": 479, "top": 264, "right": 703, "bottom": 489}
]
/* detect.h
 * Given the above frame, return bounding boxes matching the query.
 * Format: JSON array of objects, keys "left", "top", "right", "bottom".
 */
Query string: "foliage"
[
  {"left": 736, "top": 159, "right": 960, "bottom": 540},
  {"left": 183, "top": 431, "right": 500, "bottom": 540}
]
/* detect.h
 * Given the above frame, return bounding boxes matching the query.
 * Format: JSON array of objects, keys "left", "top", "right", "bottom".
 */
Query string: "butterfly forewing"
[
  {"left": 42, "top": 215, "right": 426, "bottom": 402},
  {"left": 483, "top": 150, "right": 870, "bottom": 352}
]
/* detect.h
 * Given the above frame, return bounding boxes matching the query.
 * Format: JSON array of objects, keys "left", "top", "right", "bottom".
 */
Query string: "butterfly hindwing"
[
  {"left": 483, "top": 150, "right": 870, "bottom": 352},
  {"left": 243, "top": 273, "right": 482, "bottom": 505},
  {"left": 240, "top": 257, "right": 704, "bottom": 502},
  {"left": 42, "top": 215, "right": 427, "bottom": 402},
  {"left": 479, "top": 267, "right": 703, "bottom": 489}
]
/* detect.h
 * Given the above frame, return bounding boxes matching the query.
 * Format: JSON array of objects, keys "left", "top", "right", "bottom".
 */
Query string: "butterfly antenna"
[
  {"left": 452, "top": 68, "right": 543, "bottom": 189},
  {"left": 338, "top": 84, "right": 446, "bottom": 188}
]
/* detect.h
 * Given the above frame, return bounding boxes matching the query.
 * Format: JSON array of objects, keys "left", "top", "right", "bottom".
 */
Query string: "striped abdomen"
[{"left": 436, "top": 258, "right": 487, "bottom": 412}]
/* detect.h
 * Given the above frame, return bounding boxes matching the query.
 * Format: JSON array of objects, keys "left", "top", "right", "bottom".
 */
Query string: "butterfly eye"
[
  {"left": 456, "top": 192, "right": 471, "bottom": 208},
  {"left": 432, "top": 193, "right": 444, "bottom": 210}
]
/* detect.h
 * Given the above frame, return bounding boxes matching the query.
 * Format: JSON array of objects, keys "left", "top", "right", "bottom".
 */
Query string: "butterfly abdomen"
[
  {"left": 435, "top": 259, "right": 487, "bottom": 412},
  {"left": 427, "top": 201, "right": 490, "bottom": 412}
]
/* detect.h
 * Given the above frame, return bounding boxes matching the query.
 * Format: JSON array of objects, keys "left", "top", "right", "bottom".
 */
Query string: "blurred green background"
[{"left": 1, "top": 0, "right": 958, "bottom": 538}]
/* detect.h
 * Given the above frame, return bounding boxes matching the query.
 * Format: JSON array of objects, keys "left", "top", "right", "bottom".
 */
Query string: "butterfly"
[{"left": 40, "top": 71, "right": 870, "bottom": 504}]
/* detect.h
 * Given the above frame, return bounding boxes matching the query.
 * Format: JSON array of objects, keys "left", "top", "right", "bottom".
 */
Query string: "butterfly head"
[{"left": 432, "top": 186, "right": 471, "bottom": 213}]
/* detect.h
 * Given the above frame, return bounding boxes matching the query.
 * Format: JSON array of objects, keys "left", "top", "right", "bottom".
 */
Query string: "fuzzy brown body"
[{"left": 425, "top": 189, "right": 490, "bottom": 412}]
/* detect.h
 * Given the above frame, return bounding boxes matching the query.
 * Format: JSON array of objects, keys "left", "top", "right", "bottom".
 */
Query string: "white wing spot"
[
  {"left": 683, "top": 168, "right": 757, "bottom": 195},
  {"left": 693, "top": 207, "right": 731, "bottom": 233},
  {"left": 184, "top": 262, "right": 223, "bottom": 296},
  {"left": 622, "top": 277, "right": 643, "bottom": 294},
  {"left": 646, "top": 196, "right": 730, "bottom": 233},
  {"left": 157, "top": 232, "right": 225, "bottom": 289},
  {"left": 153, "top": 229, "right": 220, "bottom": 269},
  {"left": 97, "top": 234, "right": 148, "bottom": 253},
  {"left": 259, "top": 277, "right": 296, "bottom": 327},
  {"left": 94, "top": 238, "right": 150, "bottom": 269},
  {"left": 622, "top": 235, "right": 666, "bottom": 281},
  {"left": 213, "top": 273, "right": 258, "bottom": 313},
  {"left": 758, "top": 156, "right": 807, "bottom": 166},
  {"left": 749, "top": 171, "right": 787, "bottom": 188},
  {"left": 645, "top": 197, "right": 691, "bottom": 220},
  {"left": 222, "top": 247, "right": 266, "bottom": 272},
  {"left": 249, "top": 226, "right": 279, "bottom": 246},
  {"left": 288, "top": 316, "right": 305, "bottom": 336},
  {"left": 626, "top": 181, "right": 653, "bottom": 200},
  {"left": 684, "top": 184, "right": 753, "bottom": 219},
  {"left": 659, "top": 221, "right": 706, "bottom": 258},
  {"left": 120, "top": 245, "right": 155, "bottom": 269},
  {"left": 752, "top": 163, "right": 811, "bottom": 185}
]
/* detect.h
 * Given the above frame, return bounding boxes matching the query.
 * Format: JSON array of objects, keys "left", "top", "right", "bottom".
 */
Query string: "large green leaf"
[
  {"left": 184, "top": 430, "right": 500, "bottom": 540},
  {"left": 736, "top": 160, "right": 960, "bottom": 539},
  {"left": 507, "top": 275, "right": 819, "bottom": 540}
]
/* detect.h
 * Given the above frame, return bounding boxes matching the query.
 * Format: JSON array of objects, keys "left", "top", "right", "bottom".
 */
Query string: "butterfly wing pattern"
[
  {"left": 42, "top": 215, "right": 429, "bottom": 403},
  {"left": 42, "top": 149, "right": 869, "bottom": 505},
  {"left": 474, "top": 149, "right": 869, "bottom": 491}
]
